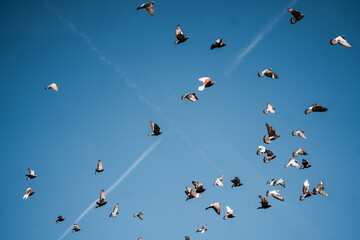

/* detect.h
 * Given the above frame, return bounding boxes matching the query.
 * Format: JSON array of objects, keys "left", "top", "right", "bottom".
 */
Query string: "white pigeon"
[
  {"left": 267, "top": 178, "right": 285, "bottom": 188},
  {"left": 300, "top": 179, "right": 313, "bottom": 201},
  {"left": 284, "top": 157, "right": 300, "bottom": 168},
  {"left": 256, "top": 146, "right": 266, "bottom": 155},
  {"left": 213, "top": 174, "right": 225, "bottom": 186},
  {"left": 330, "top": 35, "right": 352, "bottom": 48},
  {"left": 266, "top": 190, "right": 284, "bottom": 201},
  {"left": 45, "top": 83, "right": 58, "bottom": 92},
  {"left": 198, "top": 77, "right": 215, "bottom": 91},
  {"left": 263, "top": 103, "right": 276, "bottom": 114},
  {"left": 109, "top": 203, "right": 119, "bottom": 218},
  {"left": 223, "top": 206, "right": 236, "bottom": 220}
]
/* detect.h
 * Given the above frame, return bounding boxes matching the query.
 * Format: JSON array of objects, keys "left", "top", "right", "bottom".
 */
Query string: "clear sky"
[{"left": 1, "top": 0, "right": 360, "bottom": 239}]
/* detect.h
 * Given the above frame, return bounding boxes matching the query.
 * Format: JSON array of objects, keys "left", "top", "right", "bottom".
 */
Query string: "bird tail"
[{"left": 198, "top": 85, "right": 205, "bottom": 91}]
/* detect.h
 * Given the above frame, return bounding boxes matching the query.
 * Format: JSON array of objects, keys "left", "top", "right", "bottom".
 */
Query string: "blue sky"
[{"left": 1, "top": 0, "right": 360, "bottom": 239}]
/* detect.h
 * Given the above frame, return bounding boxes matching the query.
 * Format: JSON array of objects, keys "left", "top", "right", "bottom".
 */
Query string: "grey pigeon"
[
  {"left": 223, "top": 206, "right": 236, "bottom": 220},
  {"left": 211, "top": 39, "right": 227, "bottom": 50},
  {"left": 95, "top": 160, "right": 104, "bottom": 174},
  {"left": 45, "top": 83, "right": 58, "bottom": 92},
  {"left": 213, "top": 174, "right": 225, "bottom": 186},
  {"left": 148, "top": 121, "right": 163, "bottom": 136},
  {"left": 284, "top": 157, "right": 300, "bottom": 169},
  {"left": 95, "top": 189, "right": 107, "bottom": 208},
  {"left": 263, "top": 154, "right": 277, "bottom": 163},
  {"left": 287, "top": 8, "right": 305, "bottom": 24},
  {"left": 56, "top": 216, "right": 65, "bottom": 224},
  {"left": 23, "top": 188, "right": 35, "bottom": 200},
  {"left": 109, "top": 203, "right": 119, "bottom": 218},
  {"left": 174, "top": 25, "right": 189, "bottom": 45},
  {"left": 72, "top": 223, "right": 81, "bottom": 233},
  {"left": 312, "top": 181, "right": 328, "bottom": 196},
  {"left": 293, "top": 147, "right": 308, "bottom": 157},
  {"left": 266, "top": 190, "right": 284, "bottom": 201},
  {"left": 26, "top": 168, "right": 37, "bottom": 180},
  {"left": 185, "top": 186, "right": 202, "bottom": 201},
  {"left": 136, "top": 1, "right": 155, "bottom": 16},
  {"left": 196, "top": 225, "right": 207, "bottom": 234},
  {"left": 230, "top": 177, "right": 243, "bottom": 188},
  {"left": 263, "top": 103, "right": 276, "bottom": 114},
  {"left": 181, "top": 93, "right": 198, "bottom": 102},
  {"left": 299, "top": 159, "right": 312, "bottom": 170},
  {"left": 205, "top": 202, "right": 221, "bottom": 215},
  {"left": 133, "top": 212, "right": 144, "bottom": 220},
  {"left": 263, "top": 123, "right": 280, "bottom": 144},
  {"left": 267, "top": 178, "right": 285, "bottom": 188},
  {"left": 305, "top": 103, "right": 328, "bottom": 114},
  {"left": 292, "top": 130, "right": 307, "bottom": 140},
  {"left": 257, "top": 195, "right": 271, "bottom": 209},
  {"left": 192, "top": 181, "right": 206, "bottom": 193},
  {"left": 300, "top": 179, "right": 313, "bottom": 201}
]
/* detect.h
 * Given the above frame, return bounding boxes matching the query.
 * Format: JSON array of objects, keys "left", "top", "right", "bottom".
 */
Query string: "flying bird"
[
  {"left": 95, "top": 189, "right": 107, "bottom": 208},
  {"left": 185, "top": 186, "right": 202, "bottom": 201},
  {"left": 257, "top": 146, "right": 275, "bottom": 159},
  {"left": 230, "top": 177, "right": 243, "bottom": 188},
  {"left": 72, "top": 223, "right": 81, "bottom": 233},
  {"left": 148, "top": 121, "right": 163, "bottom": 136},
  {"left": 305, "top": 103, "right": 328, "bottom": 114},
  {"left": 330, "top": 35, "right": 352, "bottom": 48},
  {"left": 185, "top": 236, "right": 190, "bottom": 240},
  {"left": 196, "top": 225, "right": 207, "bottom": 234},
  {"left": 263, "top": 154, "right": 277, "bottom": 163},
  {"left": 95, "top": 160, "right": 104, "bottom": 174},
  {"left": 198, "top": 77, "right": 215, "bottom": 91},
  {"left": 266, "top": 190, "right": 284, "bottom": 201},
  {"left": 263, "top": 123, "right": 280, "bottom": 144},
  {"left": 45, "top": 83, "right": 58, "bottom": 92},
  {"left": 213, "top": 174, "right": 225, "bottom": 186},
  {"left": 138, "top": 238, "right": 142, "bottom": 240},
  {"left": 192, "top": 181, "right": 206, "bottom": 193},
  {"left": 299, "top": 159, "right": 312, "bottom": 170},
  {"left": 210, "top": 39, "right": 227, "bottom": 50},
  {"left": 205, "top": 202, "right": 221, "bottom": 215},
  {"left": 56, "top": 216, "right": 65, "bottom": 223},
  {"left": 223, "top": 206, "right": 236, "bottom": 220},
  {"left": 133, "top": 212, "right": 144, "bottom": 220},
  {"left": 300, "top": 179, "right": 313, "bottom": 201},
  {"left": 26, "top": 168, "right": 37, "bottom": 180},
  {"left": 136, "top": 1, "right": 155, "bottom": 16},
  {"left": 293, "top": 147, "right": 308, "bottom": 157},
  {"left": 292, "top": 130, "right": 307, "bottom": 140},
  {"left": 23, "top": 188, "right": 35, "bottom": 200},
  {"left": 312, "top": 181, "right": 328, "bottom": 196},
  {"left": 257, "top": 195, "right": 271, "bottom": 209},
  {"left": 263, "top": 103, "right": 276, "bottom": 114},
  {"left": 181, "top": 93, "right": 198, "bottom": 102},
  {"left": 287, "top": 8, "right": 305, "bottom": 24},
  {"left": 174, "top": 25, "right": 189, "bottom": 45},
  {"left": 109, "top": 203, "right": 119, "bottom": 218},
  {"left": 258, "top": 68, "right": 279, "bottom": 79},
  {"left": 257, "top": 146, "right": 266, "bottom": 155},
  {"left": 267, "top": 178, "right": 285, "bottom": 188},
  {"left": 284, "top": 157, "right": 300, "bottom": 169}
]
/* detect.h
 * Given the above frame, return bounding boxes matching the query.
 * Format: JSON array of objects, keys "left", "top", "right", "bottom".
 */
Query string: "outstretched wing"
[
  {"left": 175, "top": 25, "right": 185, "bottom": 41},
  {"left": 303, "top": 180, "right": 310, "bottom": 194},
  {"left": 97, "top": 160, "right": 102, "bottom": 170},
  {"left": 28, "top": 168, "right": 34, "bottom": 175},
  {"left": 145, "top": 3, "right": 154, "bottom": 16},
  {"left": 226, "top": 205, "right": 233, "bottom": 214},
  {"left": 266, "top": 123, "right": 276, "bottom": 136}
]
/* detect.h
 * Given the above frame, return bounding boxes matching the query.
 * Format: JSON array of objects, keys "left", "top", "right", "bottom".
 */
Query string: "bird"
[
  {"left": 192, "top": 181, "right": 206, "bottom": 193},
  {"left": 312, "top": 181, "right": 328, "bottom": 196},
  {"left": 305, "top": 103, "right": 328, "bottom": 114},
  {"left": 263, "top": 103, "right": 276, "bottom": 114},
  {"left": 223, "top": 206, "right": 236, "bottom": 220},
  {"left": 263, "top": 154, "right": 277, "bottom": 163},
  {"left": 287, "top": 8, "right": 305, "bottom": 24},
  {"left": 138, "top": 238, "right": 143, "bottom": 240},
  {"left": 45, "top": 83, "right": 58, "bottom": 92},
  {"left": 133, "top": 212, "right": 144, "bottom": 220},
  {"left": 174, "top": 25, "right": 189, "bottom": 45},
  {"left": 205, "top": 202, "right": 221, "bottom": 215},
  {"left": 267, "top": 178, "right": 285, "bottom": 188},
  {"left": 196, "top": 225, "right": 207, "bottom": 234},
  {"left": 257, "top": 146, "right": 266, "bottom": 155},
  {"left": 257, "top": 146, "right": 275, "bottom": 159},
  {"left": 299, "top": 159, "right": 312, "bottom": 170},
  {"left": 258, "top": 68, "right": 279, "bottom": 79},
  {"left": 300, "top": 179, "right": 313, "bottom": 201},
  {"left": 213, "top": 174, "right": 225, "bottom": 186},
  {"left": 198, "top": 77, "right": 215, "bottom": 91},
  {"left": 56, "top": 216, "right": 65, "bottom": 224},
  {"left": 181, "top": 93, "right": 198, "bottom": 102},
  {"left": 95, "top": 189, "right": 107, "bottom": 208},
  {"left": 263, "top": 123, "right": 280, "bottom": 144},
  {"left": 257, "top": 195, "right": 271, "bottom": 209},
  {"left": 230, "top": 177, "right": 243, "bottom": 188},
  {"left": 136, "top": 1, "right": 155, "bottom": 16},
  {"left": 148, "top": 121, "right": 163, "bottom": 136},
  {"left": 293, "top": 147, "right": 308, "bottom": 157},
  {"left": 330, "top": 35, "right": 352, "bottom": 48},
  {"left": 285, "top": 157, "right": 300, "bottom": 168},
  {"left": 185, "top": 236, "right": 190, "bottom": 240},
  {"left": 95, "top": 160, "right": 104, "bottom": 174},
  {"left": 292, "top": 130, "right": 307, "bottom": 140},
  {"left": 25, "top": 168, "right": 37, "bottom": 180},
  {"left": 23, "top": 188, "right": 35, "bottom": 199},
  {"left": 109, "top": 203, "right": 119, "bottom": 218},
  {"left": 185, "top": 186, "right": 202, "bottom": 201},
  {"left": 266, "top": 190, "right": 284, "bottom": 201},
  {"left": 72, "top": 223, "right": 81, "bottom": 233},
  {"left": 210, "top": 39, "right": 227, "bottom": 50}
]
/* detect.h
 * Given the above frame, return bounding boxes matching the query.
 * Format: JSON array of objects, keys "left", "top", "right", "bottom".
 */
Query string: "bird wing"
[
  {"left": 302, "top": 159, "right": 309, "bottom": 167},
  {"left": 273, "top": 192, "right": 284, "bottom": 201},
  {"left": 97, "top": 160, "right": 102, "bottom": 170},
  {"left": 266, "top": 123, "right": 276, "bottom": 137},
  {"left": 100, "top": 190, "right": 105, "bottom": 201},
  {"left": 303, "top": 180, "right": 310, "bottom": 194},
  {"left": 219, "top": 174, "right": 225, "bottom": 180},
  {"left": 216, "top": 39, "right": 222, "bottom": 44},
  {"left": 150, "top": 121, "right": 155, "bottom": 132},
  {"left": 154, "top": 123, "right": 161, "bottom": 134},
  {"left": 312, "top": 104, "right": 328, "bottom": 112},
  {"left": 298, "top": 131, "right": 307, "bottom": 140},
  {"left": 198, "top": 77, "right": 210, "bottom": 83},
  {"left": 26, "top": 188, "right": 32, "bottom": 194},
  {"left": 226, "top": 206, "right": 233, "bottom": 214},
  {"left": 291, "top": 160, "right": 300, "bottom": 168},
  {"left": 338, "top": 38, "right": 352, "bottom": 48},
  {"left": 28, "top": 168, "right": 34, "bottom": 175},
  {"left": 50, "top": 83, "right": 58, "bottom": 92},
  {"left": 288, "top": 8, "right": 301, "bottom": 19},
  {"left": 175, "top": 26, "right": 185, "bottom": 41},
  {"left": 259, "top": 195, "right": 267, "bottom": 203},
  {"left": 145, "top": 3, "right": 154, "bottom": 16},
  {"left": 113, "top": 203, "right": 119, "bottom": 213}
]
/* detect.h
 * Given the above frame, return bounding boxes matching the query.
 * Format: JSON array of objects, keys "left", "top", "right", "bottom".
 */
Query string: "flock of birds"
[{"left": 21, "top": 2, "right": 353, "bottom": 239}]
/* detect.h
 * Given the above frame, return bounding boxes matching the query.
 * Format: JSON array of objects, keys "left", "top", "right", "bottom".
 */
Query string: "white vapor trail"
[
  {"left": 58, "top": 139, "right": 162, "bottom": 240},
  {"left": 224, "top": 0, "right": 299, "bottom": 76}
]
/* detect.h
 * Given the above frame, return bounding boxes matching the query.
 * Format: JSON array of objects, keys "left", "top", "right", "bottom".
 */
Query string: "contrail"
[
  {"left": 224, "top": 0, "right": 299, "bottom": 76},
  {"left": 58, "top": 139, "right": 162, "bottom": 240}
]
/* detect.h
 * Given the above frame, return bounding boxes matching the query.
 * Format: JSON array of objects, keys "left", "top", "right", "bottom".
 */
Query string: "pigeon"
[
  {"left": 257, "top": 195, "right": 271, "bottom": 209},
  {"left": 266, "top": 190, "right": 284, "bottom": 201},
  {"left": 72, "top": 223, "right": 81, "bottom": 233},
  {"left": 95, "top": 160, "right": 104, "bottom": 175},
  {"left": 213, "top": 174, "right": 225, "bottom": 186},
  {"left": 56, "top": 216, "right": 65, "bottom": 223},
  {"left": 198, "top": 77, "right": 215, "bottom": 91},
  {"left": 181, "top": 93, "right": 198, "bottom": 102},
  {"left": 330, "top": 35, "right": 352, "bottom": 48},
  {"left": 133, "top": 212, "right": 144, "bottom": 220},
  {"left": 196, "top": 225, "right": 207, "bottom": 234},
  {"left": 185, "top": 186, "right": 202, "bottom": 201},
  {"left": 300, "top": 179, "right": 313, "bottom": 201},
  {"left": 26, "top": 168, "right": 37, "bottom": 180},
  {"left": 258, "top": 68, "right": 279, "bottom": 79},
  {"left": 287, "top": 8, "right": 305, "bottom": 24},
  {"left": 23, "top": 188, "right": 35, "bottom": 199},
  {"left": 293, "top": 148, "right": 308, "bottom": 157},
  {"left": 223, "top": 206, "right": 236, "bottom": 220},
  {"left": 263, "top": 123, "right": 280, "bottom": 144},
  {"left": 263, "top": 154, "right": 277, "bottom": 163},
  {"left": 284, "top": 157, "right": 300, "bottom": 168},
  {"left": 312, "top": 181, "right": 328, "bottom": 196},
  {"left": 205, "top": 202, "right": 221, "bottom": 215},
  {"left": 109, "top": 203, "right": 119, "bottom": 218},
  {"left": 305, "top": 103, "right": 328, "bottom": 114},
  {"left": 138, "top": 238, "right": 142, "bottom": 240},
  {"left": 267, "top": 178, "right": 285, "bottom": 188},
  {"left": 192, "top": 181, "right": 206, "bottom": 193},
  {"left": 299, "top": 159, "right": 312, "bottom": 170},
  {"left": 292, "top": 130, "right": 307, "bottom": 140},
  {"left": 136, "top": 1, "right": 155, "bottom": 16},
  {"left": 257, "top": 146, "right": 266, "bottom": 155},
  {"left": 95, "top": 189, "right": 107, "bottom": 208},
  {"left": 230, "top": 177, "right": 243, "bottom": 188},
  {"left": 45, "top": 83, "right": 58, "bottom": 92},
  {"left": 263, "top": 103, "right": 276, "bottom": 114},
  {"left": 210, "top": 39, "right": 227, "bottom": 50},
  {"left": 174, "top": 25, "right": 189, "bottom": 45},
  {"left": 148, "top": 121, "right": 163, "bottom": 136},
  {"left": 257, "top": 146, "right": 274, "bottom": 159},
  {"left": 185, "top": 237, "right": 190, "bottom": 240}
]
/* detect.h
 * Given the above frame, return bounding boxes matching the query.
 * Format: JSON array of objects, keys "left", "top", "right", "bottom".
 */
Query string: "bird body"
[
  {"left": 95, "top": 189, "right": 107, "bottom": 208},
  {"left": 133, "top": 212, "right": 144, "bottom": 220},
  {"left": 109, "top": 203, "right": 119, "bottom": 218},
  {"left": 211, "top": 39, "right": 227, "bottom": 50},
  {"left": 263, "top": 103, "right": 276, "bottom": 114},
  {"left": 198, "top": 77, "right": 215, "bottom": 91},
  {"left": 299, "top": 159, "right": 312, "bottom": 170},
  {"left": 136, "top": 1, "right": 155, "bottom": 16},
  {"left": 174, "top": 25, "right": 189, "bottom": 45},
  {"left": 330, "top": 35, "right": 352, "bottom": 48},
  {"left": 56, "top": 216, "right": 65, "bottom": 223},
  {"left": 258, "top": 68, "right": 279, "bottom": 79},
  {"left": 263, "top": 123, "right": 280, "bottom": 144},
  {"left": 181, "top": 93, "right": 198, "bottom": 102},
  {"left": 95, "top": 160, "right": 104, "bottom": 174},
  {"left": 185, "top": 186, "right": 202, "bottom": 201}
]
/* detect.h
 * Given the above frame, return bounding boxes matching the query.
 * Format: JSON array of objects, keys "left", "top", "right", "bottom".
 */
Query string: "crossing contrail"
[{"left": 58, "top": 139, "right": 162, "bottom": 240}]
